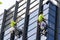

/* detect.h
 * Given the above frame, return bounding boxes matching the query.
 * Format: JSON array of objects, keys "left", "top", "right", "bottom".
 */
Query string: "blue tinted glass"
[
  {"left": 43, "top": 8, "right": 49, "bottom": 15},
  {"left": 28, "top": 34, "right": 36, "bottom": 40},
  {"left": 48, "top": 22, "right": 55, "bottom": 30},
  {"left": 47, "top": 35, "right": 54, "bottom": 40},
  {"left": 43, "top": 4, "right": 49, "bottom": 10},
  {"left": 48, "top": 14, "right": 55, "bottom": 24},
  {"left": 28, "top": 28, "right": 36, "bottom": 37},
  {"left": 48, "top": 28, "right": 54, "bottom": 36},
  {"left": 17, "top": 18, "right": 25, "bottom": 26},
  {"left": 28, "top": 22, "right": 37, "bottom": 31},
  {"left": 19, "top": 25, "right": 24, "bottom": 29},
  {"left": 29, "top": 15, "right": 38, "bottom": 25},
  {"left": 49, "top": 9, "right": 56, "bottom": 18},
  {"left": 29, "top": 9, "right": 38, "bottom": 19},
  {"left": 4, "top": 25, "right": 10, "bottom": 36},
  {"left": 4, "top": 33, "right": 10, "bottom": 40},
  {"left": 49, "top": 3, "right": 56, "bottom": 11},
  {"left": 28, "top": 4, "right": 38, "bottom": 40},
  {"left": 47, "top": 2, "right": 56, "bottom": 40}
]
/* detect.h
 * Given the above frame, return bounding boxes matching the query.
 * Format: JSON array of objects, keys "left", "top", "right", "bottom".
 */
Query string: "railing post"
[
  {"left": 0, "top": 9, "right": 7, "bottom": 40},
  {"left": 36, "top": 0, "right": 43, "bottom": 40},
  {"left": 22, "top": 0, "right": 30, "bottom": 40},
  {"left": 10, "top": 1, "right": 19, "bottom": 40}
]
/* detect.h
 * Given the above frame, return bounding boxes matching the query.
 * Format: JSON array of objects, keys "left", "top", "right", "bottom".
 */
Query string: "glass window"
[
  {"left": 28, "top": 34, "right": 36, "bottom": 40},
  {"left": 29, "top": 15, "right": 38, "bottom": 25},
  {"left": 48, "top": 21, "right": 55, "bottom": 30},
  {"left": 49, "top": 9, "right": 56, "bottom": 18},
  {"left": 29, "top": 9, "right": 38, "bottom": 19},
  {"left": 48, "top": 14, "right": 55, "bottom": 24},
  {"left": 47, "top": 2, "right": 56, "bottom": 40},
  {"left": 28, "top": 28, "right": 36, "bottom": 37},
  {"left": 49, "top": 3, "right": 56, "bottom": 11},
  {"left": 48, "top": 28, "right": 54, "bottom": 37},
  {"left": 4, "top": 33, "right": 10, "bottom": 40},
  {"left": 17, "top": 18, "right": 25, "bottom": 27},
  {"left": 28, "top": 22, "right": 37, "bottom": 31},
  {"left": 47, "top": 35, "right": 54, "bottom": 40},
  {"left": 43, "top": 3, "right": 49, "bottom": 10}
]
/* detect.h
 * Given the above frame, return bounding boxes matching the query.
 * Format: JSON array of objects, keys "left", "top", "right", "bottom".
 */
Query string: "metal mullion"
[
  {"left": 10, "top": 1, "right": 19, "bottom": 40},
  {"left": 36, "top": 0, "right": 43, "bottom": 40},
  {"left": 22, "top": 0, "right": 30, "bottom": 40},
  {"left": 6, "top": 2, "right": 38, "bottom": 26},
  {"left": 0, "top": 9, "right": 7, "bottom": 40}
]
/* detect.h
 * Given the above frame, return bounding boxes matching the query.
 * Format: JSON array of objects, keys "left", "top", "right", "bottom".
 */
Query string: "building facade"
[{"left": 0, "top": 0, "right": 60, "bottom": 40}]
